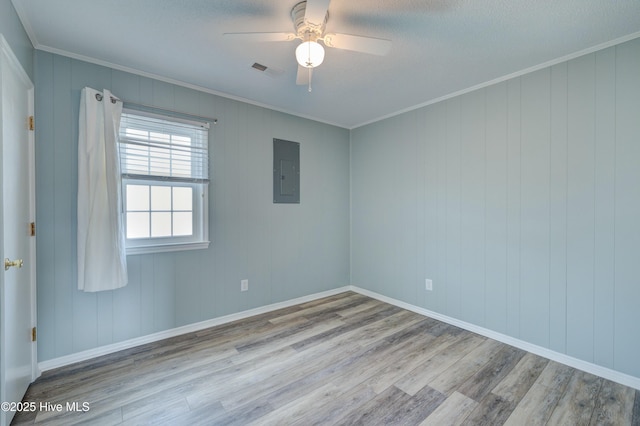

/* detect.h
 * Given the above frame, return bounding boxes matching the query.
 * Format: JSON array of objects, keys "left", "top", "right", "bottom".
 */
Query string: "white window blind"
[{"left": 119, "top": 109, "right": 209, "bottom": 183}]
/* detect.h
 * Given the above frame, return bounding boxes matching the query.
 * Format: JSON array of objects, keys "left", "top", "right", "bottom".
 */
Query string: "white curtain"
[{"left": 77, "top": 87, "right": 128, "bottom": 292}]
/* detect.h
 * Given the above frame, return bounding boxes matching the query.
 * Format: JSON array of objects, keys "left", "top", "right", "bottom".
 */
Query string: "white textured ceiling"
[{"left": 12, "top": 0, "right": 640, "bottom": 128}]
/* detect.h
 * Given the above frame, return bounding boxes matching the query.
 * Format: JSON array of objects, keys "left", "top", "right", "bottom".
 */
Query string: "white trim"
[
  {"left": 0, "top": 34, "right": 33, "bottom": 90},
  {"left": 27, "top": 77, "right": 38, "bottom": 383},
  {"left": 349, "top": 286, "right": 640, "bottom": 391},
  {"left": 351, "top": 31, "right": 640, "bottom": 129},
  {"left": 38, "top": 286, "right": 351, "bottom": 372},
  {"left": 37, "top": 283, "right": 640, "bottom": 390},
  {"left": 126, "top": 240, "right": 210, "bottom": 256},
  {"left": 0, "top": 33, "right": 39, "bottom": 383}
]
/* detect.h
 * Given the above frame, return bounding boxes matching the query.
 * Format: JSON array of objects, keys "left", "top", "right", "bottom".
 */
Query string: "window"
[{"left": 118, "top": 109, "right": 210, "bottom": 254}]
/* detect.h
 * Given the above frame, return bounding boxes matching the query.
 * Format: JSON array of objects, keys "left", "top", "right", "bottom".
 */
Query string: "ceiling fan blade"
[
  {"left": 296, "top": 65, "right": 312, "bottom": 85},
  {"left": 223, "top": 32, "right": 297, "bottom": 42},
  {"left": 304, "top": 0, "right": 330, "bottom": 26},
  {"left": 323, "top": 33, "right": 392, "bottom": 56}
]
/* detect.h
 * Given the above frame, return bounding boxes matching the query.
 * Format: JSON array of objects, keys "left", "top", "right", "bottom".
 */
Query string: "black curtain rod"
[{"left": 94, "top": 92, "right": 218, "bottom": 124}]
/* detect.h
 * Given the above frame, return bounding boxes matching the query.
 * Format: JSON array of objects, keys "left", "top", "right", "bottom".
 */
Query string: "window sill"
[{"left": 126, "top": 241, "right": 210, "bottom": 256}]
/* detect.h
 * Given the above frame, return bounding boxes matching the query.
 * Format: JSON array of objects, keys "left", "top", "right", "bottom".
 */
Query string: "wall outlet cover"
[{"left": 425, "top": 279, "right": 433, "bottom": 291}]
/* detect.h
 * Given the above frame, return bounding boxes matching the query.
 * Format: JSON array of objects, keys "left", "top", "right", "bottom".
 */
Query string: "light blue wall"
[
  {"left": 0, "top": 0, "right": 33, "bottom": 79},
  {"left": 34, "top": 51, "right": 350, "bottom": 361},
  {"left": 351, "top": 37, "right": 640, "bottom": 379}
]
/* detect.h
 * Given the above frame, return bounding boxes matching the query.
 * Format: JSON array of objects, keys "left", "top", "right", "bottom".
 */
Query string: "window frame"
[{"left": 118, "top": 109, "right": 210, "bottom": 255}]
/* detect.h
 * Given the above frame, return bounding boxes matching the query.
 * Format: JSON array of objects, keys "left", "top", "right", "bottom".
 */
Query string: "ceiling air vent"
[
  {"left": 252, "top": 62, "right": 268, "bottom": 72},
  {"left": 250, "top": 62, "right": 284, "bottom": 78}
]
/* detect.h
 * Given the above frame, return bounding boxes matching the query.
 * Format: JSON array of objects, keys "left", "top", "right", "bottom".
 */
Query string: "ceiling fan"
[{"left": 224, "top": 0, "right": 392, "bottom": 91}]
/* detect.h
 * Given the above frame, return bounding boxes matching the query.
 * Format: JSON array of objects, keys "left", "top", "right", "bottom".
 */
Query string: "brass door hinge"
[
  {"left": 31, "top": 327, "right": 37, "bottom": 342},
  {"left": 30, "top": 222, "right": 35, "bottom": 237},
  {"left": 28, "top": 115, "right": 34, "bottom": 131}
]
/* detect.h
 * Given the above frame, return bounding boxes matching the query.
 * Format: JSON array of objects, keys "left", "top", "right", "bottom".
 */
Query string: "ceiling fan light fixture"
[{"left": 296, "top": 40, "right": 325, "bottom": 68}]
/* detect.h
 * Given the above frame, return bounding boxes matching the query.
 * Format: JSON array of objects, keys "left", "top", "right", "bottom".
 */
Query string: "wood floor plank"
[
  {"left": 335, "top": 298, "right": 384, "bottom": 318},
  {"left": 491, "top": 352, "right": 549, "bottom": 403},
  {"left": 245, "top": 382, "right": 342, "bottom": 426},
  {"left": 547, "top": 370, "right": 602, "bottom": 425},
  {"left": 220, "top": 313, "right": 428, "bottom": 411},
  {"left": 121, "top": 396, "right": 193, "bottom": 425},
  {"left": 187, "top": 312, "right": 372, "bottom": 409},
  {"left": 189, "top": 399, "right": 273, "bottom": 426},
  {"left": 457, "top": 345, "right": 526, "bottom": 401},
  {"left": 377, "top": 385, "right": 446, "bottom": 426},
  {"left": 427, "top": 338, "right": 505, "bottom": 396},
  {"left": 29, "top": 349, "right": 237, "bottom": 424},
  {"left": 461, "top": 392, "right": 516, "bottom": 426},
  {"left": 184, "top": 340, "right": 361, "bottom": 410},
  {"left": 290, "top": 379, "right": 378, "bottom": 426},
  {"left": 289, "top": 304, "right": 402, "bottom": 352},
  {"left": 589, "top": 378, "right": 636, "bottom": 425},
  {"left": 295, "top": 291, "right": 359, "bottom": 310},
  {"left": 12, "top": 292, "right": 639, "bottom": 426},
  {"left": 420, "top": 391, "right": 478, "bottom": 426},
  {"left": 268, "top": 292, "right": 366, "bottom": 324},
  {"left": 231, "top": 317, "right": 346, "bottom": 359},
  {"left": 394, "top": 333, "right": 486, "bottom": 396},
  {"left": 368, "top": 331, "right": 447, "bottom": 394},
  {"left": 337, "top": 385, "right": 412, "bottom": 425},
  {"left": 503, "top": 361, "right": 574, "bottom": 425}
]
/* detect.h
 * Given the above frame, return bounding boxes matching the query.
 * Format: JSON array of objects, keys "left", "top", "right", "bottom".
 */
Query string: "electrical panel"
[{"left": 273, "top": 138, "right": 300, "bottom": 204}]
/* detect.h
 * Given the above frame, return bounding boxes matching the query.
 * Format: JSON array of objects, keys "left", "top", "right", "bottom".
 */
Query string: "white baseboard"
[
  {"left": 38, "top": 286, "right": 351, "bottom": 372},
  {"left": 348, "top": 285, "right": 640, "bottom": 391},
  {"left": 39, "top": 284, "right": 640, "bottom": 391}
]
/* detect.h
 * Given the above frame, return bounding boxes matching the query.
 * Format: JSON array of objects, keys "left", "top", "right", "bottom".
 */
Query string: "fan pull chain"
[{"left": 308, "top": 67, "right": 312, "bottom": 92}]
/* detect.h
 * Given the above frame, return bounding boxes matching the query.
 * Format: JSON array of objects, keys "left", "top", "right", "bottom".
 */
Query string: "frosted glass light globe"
[{"left": 296, "top": 41, "right": 325, "bottom": 68}]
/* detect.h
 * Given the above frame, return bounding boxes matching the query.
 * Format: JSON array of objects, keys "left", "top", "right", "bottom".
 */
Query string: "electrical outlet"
[
  {"left": 241, "top": 279, "right": 249, "bottom": 292},
  {"left": 425, "top": 279, "right": 433, "bottom": 291}
]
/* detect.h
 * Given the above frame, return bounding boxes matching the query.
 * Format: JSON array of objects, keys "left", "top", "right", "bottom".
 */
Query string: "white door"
[{"left": 0, "top": 36, "right": 37, "bottom": 426}]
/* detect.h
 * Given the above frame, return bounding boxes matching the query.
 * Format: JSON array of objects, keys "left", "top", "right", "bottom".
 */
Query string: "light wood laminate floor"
[{"left": 13, "top": 291, "right": 640, "bottom": 425}]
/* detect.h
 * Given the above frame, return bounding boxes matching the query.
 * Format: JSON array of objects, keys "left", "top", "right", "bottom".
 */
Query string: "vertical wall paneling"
[
  {"left": 138, "top": 254, "right": 155, "bottom": 335},
  {"left": 444, "top": 97, "right": 462, "bottom": 318},
  {"left": 613, "top": 38, "right": 640, "bottom": 378},
  {"left": 548, "top": 62, "right": 568, "bottom": 354},
  {"left": 350, "top": 37, "right": 640, "bottom": 380},
  {"left": 518, "top": 68, "right": 551, "bottom": 348},
  {"left": 592, "top": 47, "right": 616, "bottom": 369},
  {"left": 394, "top": 112, "right": 422, "bottom": 304},
  {"left": 246, "top": 105, "right": 272, "bottom": 310},
  {"left": 459, "top": 90, "right": 486, "bottom": 326},
  {"left": 423, "top": 106, "right": 439, "bottom": 311},
  {"left": 117, "top": 254, "right": 141, "bottom": 342},
  {"left": 111, "top": 71, "right": 143, "bottom": 340},
  {"left": 35, "top": 52, "right": 350, "bottom": 361},
  {"left": 111, "top": 70, "right": 140, "bottom": 104},
  {"left": 484, "top": 82, "right": 508, "bottom": 334},
  {"left": 433, "top": 103, "right": 448, "bottom": 313},
  {"left": 52, "top": 54, "right": 79, "bottom": 353},
  {"left": 505, "top": 77, "right": 521, "bottom": 339},
  {"left": 566, "top": 53, "right": 596, "bottom": 362},
  {"left": 34, "top": 51, "right": 55, "bottom": 361}
]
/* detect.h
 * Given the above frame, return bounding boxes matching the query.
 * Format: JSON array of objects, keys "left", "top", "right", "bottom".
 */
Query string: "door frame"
[{"left": 0, "top": 33, "right": 38, "bottom": 393}]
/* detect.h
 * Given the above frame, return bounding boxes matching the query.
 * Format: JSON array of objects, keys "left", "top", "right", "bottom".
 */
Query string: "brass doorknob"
[{"left": 4, "top": 258, "right": 24, "bottom": 271}]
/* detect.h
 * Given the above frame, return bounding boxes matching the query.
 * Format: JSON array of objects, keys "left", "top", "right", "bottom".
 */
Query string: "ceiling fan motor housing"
[{"left": 291, "top": 1, "right": 328, "bottom": 41}]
